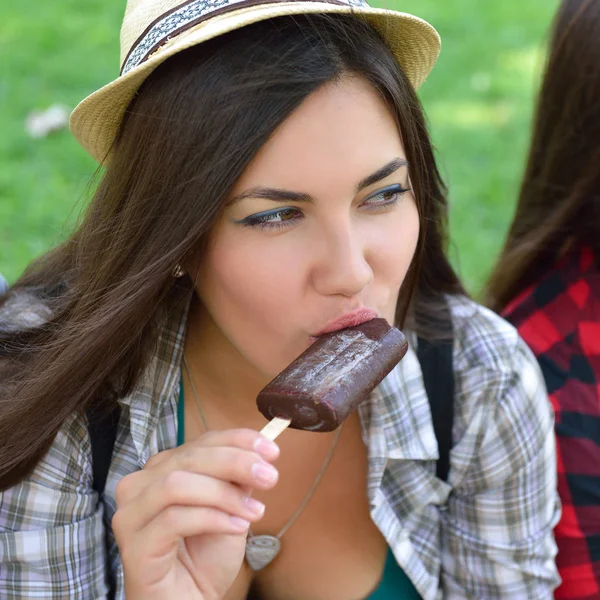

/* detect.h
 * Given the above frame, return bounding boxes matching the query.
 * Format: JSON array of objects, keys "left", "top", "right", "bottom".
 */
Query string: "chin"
[{"left": 262, "top": 344, "right": 310, "bottom": 378}]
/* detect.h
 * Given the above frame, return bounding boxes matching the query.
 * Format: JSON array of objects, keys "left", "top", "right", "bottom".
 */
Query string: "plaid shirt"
[
  {"left": 503, "top": 246, "right": 600, "bottom": 600},
  {"left": 0, "top": 291, "right": 560, "bottom": 599}
]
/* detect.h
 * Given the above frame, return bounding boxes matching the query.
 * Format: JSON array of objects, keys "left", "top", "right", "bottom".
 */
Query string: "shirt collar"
[
  {"left": 119, "top": 285, "right": 192, "bottom": 462},
  {"left": 359, "top": 336, "right": 447, "bottom": 512},
  {"left": 358, "top": 341, "right": 439, "bottom": 496}
]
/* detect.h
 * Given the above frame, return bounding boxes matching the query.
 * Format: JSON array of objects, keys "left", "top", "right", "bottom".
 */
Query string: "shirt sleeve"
[
  {"left": 441, "top": 336, "right": 561, "bottom": 599},
  {"left": 0, "top": 413, "right": 109, "bottom": 599}
]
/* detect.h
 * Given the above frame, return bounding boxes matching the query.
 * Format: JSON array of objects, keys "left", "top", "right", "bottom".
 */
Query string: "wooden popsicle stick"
[{"left": 260, "top": 416, "right": 291, "bottom": 441}]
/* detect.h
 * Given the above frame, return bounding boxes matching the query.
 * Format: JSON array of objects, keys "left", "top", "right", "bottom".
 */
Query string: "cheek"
[
  {"left": 371, "top": 197, "right": 420, "bottom": 286},
  {"left": 195, "top": 229, "right": 308, "bottom": 374},
  {"left": 201, "top": 235, "right": 302, "bottom": 320}
]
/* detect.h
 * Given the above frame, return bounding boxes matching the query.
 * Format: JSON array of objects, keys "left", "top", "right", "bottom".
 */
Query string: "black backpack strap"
[
  {"left": 416, "top": 331, "right": 455, "bottom": 483},
  {"left": 87, "top": 404, "right": 121, "bottom": 600},
  {"left": 88, "top": 404, "right": 121, "bottom": 496}
]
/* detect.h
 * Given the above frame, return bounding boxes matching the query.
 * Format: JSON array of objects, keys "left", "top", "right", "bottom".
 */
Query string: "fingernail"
[
  {"left": 253, "top": 437, "right": 279, "bottom": 460},
  {"left": 230, "top": 516, "right": 250, "bottom": 530},
  {"left": 252, "top": 462, "right": 278, "bottom": 484},
  {"left": 244, "top": 497, "right": 265, "bottom": 517}
]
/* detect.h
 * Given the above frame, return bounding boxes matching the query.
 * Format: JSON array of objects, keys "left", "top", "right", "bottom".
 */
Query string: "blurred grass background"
[{"left": 1, "top": 0, "right": 559, "bottom": 294}]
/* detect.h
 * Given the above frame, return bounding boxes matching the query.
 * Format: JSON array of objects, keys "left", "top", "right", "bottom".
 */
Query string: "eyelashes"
[
  {"left": 239, "top": 207, "right": 301, "bottom": 230},
  {"left": 237, "top": 184, "right": 410, "bottom": 231},
  {"left": 362, "top": 184, "right": 410, "bottom": 208}
]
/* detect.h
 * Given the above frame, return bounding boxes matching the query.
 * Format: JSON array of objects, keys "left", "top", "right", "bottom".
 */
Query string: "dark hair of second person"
[
  {"left": 485, "top": 0, "right": 600, "bottom": 311},
  {"left": 485, "top": 1, "right": 600, "bottom": 598}
]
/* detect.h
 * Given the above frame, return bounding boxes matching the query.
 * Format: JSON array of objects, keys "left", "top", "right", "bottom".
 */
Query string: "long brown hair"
[
  {"left": 485, "top": 0, "right": 600, "bottom": 311},
  {"left": 0, "top": 14, "right": 463, "bottom": 489}
]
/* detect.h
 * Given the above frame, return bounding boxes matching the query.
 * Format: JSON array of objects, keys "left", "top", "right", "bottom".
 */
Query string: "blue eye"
[
  {"left": 238, "top": 207, "right": 302, "bottom": 230},
  {"left": 362, "top": 184, "right": 410, "bottom": 209}
]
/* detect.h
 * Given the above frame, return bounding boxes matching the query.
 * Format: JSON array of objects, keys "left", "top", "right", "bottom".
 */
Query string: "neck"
[{"left": 183, "top": 295, "right": 271, "bottom": 429}]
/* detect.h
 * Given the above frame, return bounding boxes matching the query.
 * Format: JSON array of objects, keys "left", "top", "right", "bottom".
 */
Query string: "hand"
[{"left": 112, "top": 428, "right": 279, "bottom": 600}]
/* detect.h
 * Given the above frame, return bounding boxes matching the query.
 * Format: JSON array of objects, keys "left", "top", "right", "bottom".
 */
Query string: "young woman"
[
  {"left": 486, "top": 1, "right": 600, "bottom": 598},
  {"left": 0, "top": 1, "right": 559, "bottom": 598}
]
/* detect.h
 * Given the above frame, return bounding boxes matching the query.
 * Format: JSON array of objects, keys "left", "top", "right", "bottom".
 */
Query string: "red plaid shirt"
[{"left": 503, "top": 246, "right": 600, "bottom": 600}]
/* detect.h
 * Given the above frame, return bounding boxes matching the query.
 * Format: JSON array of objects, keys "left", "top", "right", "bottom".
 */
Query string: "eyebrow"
[
  {"left": 357, "top": 157, "right": 408, "bottom": 191},
  {"left": 227, "top": 157, "right": 408, "bottom": 205}
]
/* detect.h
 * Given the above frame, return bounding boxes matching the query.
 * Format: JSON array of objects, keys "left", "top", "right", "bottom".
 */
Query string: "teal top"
[{"left": 177, "top": 376, "right": 421, "bottom": 599}]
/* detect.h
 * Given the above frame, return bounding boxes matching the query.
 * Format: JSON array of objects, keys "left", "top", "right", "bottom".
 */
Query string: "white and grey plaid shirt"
[{"left": 0, "top": 293, "right": 560, "bottom": 599}]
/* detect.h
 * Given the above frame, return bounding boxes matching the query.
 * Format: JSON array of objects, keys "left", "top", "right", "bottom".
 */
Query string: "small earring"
[{"left": 172, "top": 264, "right": 185, "bottom": 278}]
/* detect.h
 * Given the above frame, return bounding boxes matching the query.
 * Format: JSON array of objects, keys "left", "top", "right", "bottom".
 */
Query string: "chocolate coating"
[{"left": 256, "top": 318, "right": 408, "bottom": 432}]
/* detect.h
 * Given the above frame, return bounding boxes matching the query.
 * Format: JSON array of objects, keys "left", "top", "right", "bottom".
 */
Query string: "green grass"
[
  {"left": 1, "top": 0, "right": 559, "bottom": 294},
  {"left": 390, "top": 0, "right": 559, "bottom": 292}
]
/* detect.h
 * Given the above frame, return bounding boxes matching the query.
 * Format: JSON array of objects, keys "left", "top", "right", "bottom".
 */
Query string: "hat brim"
[{"left": 70, "top": 3, "right": 440, "bottom": 163}]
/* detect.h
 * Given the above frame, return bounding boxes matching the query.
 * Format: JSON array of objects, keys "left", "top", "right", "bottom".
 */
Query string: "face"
[{"left": 193, "top": 75, "right": 420, "bottom": 380}]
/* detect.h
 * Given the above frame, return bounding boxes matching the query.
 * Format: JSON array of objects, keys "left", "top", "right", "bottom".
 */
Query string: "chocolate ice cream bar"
[{"left": 257, "top": 318, "right": 408, "bottom": 432}]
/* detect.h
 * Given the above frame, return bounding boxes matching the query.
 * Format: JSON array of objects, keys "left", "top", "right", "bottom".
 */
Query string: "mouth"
[{"left": 312, "top": 308, "right": 379, "bottom": 337}]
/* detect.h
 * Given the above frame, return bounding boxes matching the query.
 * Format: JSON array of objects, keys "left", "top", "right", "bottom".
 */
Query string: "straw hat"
[{"left": 70, "top": 0, "right": 441, "bottom": 163}]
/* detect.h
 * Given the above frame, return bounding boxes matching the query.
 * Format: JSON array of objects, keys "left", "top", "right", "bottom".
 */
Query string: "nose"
[{"left": 311, "top": 221, "right": 373, "bottom": 298}]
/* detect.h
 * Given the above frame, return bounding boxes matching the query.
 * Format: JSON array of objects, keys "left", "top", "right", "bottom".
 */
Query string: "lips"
[{"left": 313, "top": 308, "right": 379, "bottom": 337}]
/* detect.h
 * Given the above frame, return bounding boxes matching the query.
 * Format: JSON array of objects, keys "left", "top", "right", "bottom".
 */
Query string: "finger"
[
  {"left": 177, "top": 444, "right": 279, "bottom": 486},
  {"left": 191, "top": 428, "right": 280, "bottom": 461},
  {"left": 116, "top": 430, "right": 279, "bottom": 506},
  {"left": 117, "top": 505, "right": 250, "bottom": 563},
  {"left": 144, "top": 429, "right": 278, "bottom": 470},
  {"left": 114, "top": 470, "right": 265, "bottom": 536},
  {"left": 125, "top": 446, "right": 279, "bottom": 507},
  {"left": 143, "top": 447, "right": 178, "bottom": 470}
]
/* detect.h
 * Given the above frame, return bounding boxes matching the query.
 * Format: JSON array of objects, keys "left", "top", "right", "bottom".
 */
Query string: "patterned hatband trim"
[{"left": 121, "top": 0, "right": 369, "bottom": 75}]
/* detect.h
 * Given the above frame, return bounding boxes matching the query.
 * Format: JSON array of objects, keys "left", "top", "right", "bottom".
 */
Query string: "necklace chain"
[{"left": 182, "top": 354, "right": 343, "bottom": 540}]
